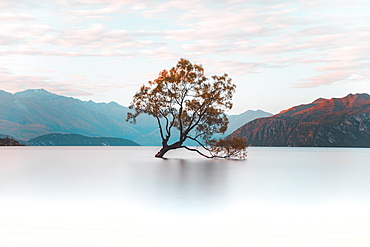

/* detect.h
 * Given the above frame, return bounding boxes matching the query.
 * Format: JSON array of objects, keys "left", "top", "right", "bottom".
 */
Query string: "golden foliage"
[
  {"left": 207, "top": 137, "right": 248, "bottom": 159},
  {"left": 127, "top": 58, "right": 247, "bottom": 159}
]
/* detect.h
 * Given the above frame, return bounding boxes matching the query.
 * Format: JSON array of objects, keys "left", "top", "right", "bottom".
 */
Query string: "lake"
[{"left": 0, "top": 146, "right": 369, "bottom": 246}]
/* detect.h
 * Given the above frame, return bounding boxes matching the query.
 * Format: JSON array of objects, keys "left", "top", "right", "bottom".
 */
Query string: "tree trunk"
[
  {"left": 155, "top": 142, "right": 182, "bottom": 158},
  {"left": 155, "top": 146, "right": 171, "bottom": 158}
]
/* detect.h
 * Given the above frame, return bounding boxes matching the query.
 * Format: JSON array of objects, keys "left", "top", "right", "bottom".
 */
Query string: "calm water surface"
[{"left": 0, "top": 146, "right": 369, "bottom": 246}]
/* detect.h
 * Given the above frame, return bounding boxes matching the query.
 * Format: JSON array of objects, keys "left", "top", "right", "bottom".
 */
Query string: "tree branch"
[
  {"left": 186, "top": 135, "right": 212, "bottom": 153},
  {"left": 155, "top": 116, "right": 166, "bottom": 144},
  {"left": 159, "top": 109, "right": 170, "bottom": 137},
  {"left": 181, "top": 146, "right": 234, "bottom": 159},
  {"left": 182, "top": 146, "right": 211, "bottom": 158}
]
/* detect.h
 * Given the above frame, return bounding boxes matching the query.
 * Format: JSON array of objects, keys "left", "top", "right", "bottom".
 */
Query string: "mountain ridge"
[
  {"left": 0, "top": 89, "right": 139, "bottom": 140},
  {"left": 0, "top": 89, "right": 271, "bottom": 145},
  {"left": 28, "top": 133, "right": 139, "bottom": 146},
  {"left": 229, "top": 93, "right": 370, "bottom": 147}
]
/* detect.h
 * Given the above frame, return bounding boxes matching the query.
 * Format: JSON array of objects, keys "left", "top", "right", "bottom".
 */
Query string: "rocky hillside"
[
  {"left": 0, "top": 137, "right": 24, "bottom": 146},
  {"left": 229, "top": 93, "right": 370, "bottom": 147}
]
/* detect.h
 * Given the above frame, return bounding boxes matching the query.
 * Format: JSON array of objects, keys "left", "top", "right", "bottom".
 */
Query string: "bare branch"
[
  {"left": 155, "top": 116, "right": 165, "bottom": 143},
  {"left": 182, "top": 146, "right": 211, "bottom": 158}
]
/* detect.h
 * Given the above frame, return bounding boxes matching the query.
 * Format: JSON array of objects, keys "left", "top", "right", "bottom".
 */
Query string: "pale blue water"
[{"left": 0, "top": 147, "right": 369, "bottom": 246}]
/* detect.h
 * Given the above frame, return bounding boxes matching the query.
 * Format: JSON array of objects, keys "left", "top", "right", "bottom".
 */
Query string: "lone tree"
[{"left": 127, "top": 59, "right": 247, "bottom": 159}]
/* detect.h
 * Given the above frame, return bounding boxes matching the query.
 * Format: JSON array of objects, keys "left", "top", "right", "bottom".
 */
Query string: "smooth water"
[{"left": 0, "top": 146, "right": 369, "bottom": 246}]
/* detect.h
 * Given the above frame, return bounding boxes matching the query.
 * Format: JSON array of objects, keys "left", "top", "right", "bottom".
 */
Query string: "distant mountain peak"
[
  {"left": 108, "top": 101, "right": 120, "bottom": 106},
  {"left": 312, "top": 98, "right": 327, "bottom": 104},
  {"left": 346, "top": 93, "right": 370, "bottom": 102},
  {"left": 278, "top": 93, "right": 370, "bottom": 117},
  {"left": 85, "top": 100, "right": 120, "bottom": 106},
  {"left": 15, "top": 88, "right": 56, "bottom": 98},
  {"left": 277, "top": 104, "right": 314, "bottom": 117},
  {"left": 26, "top": 88, "right": 51, "bottom": 94},
  {"left": 33, "top": 88, "right": 47, "bottom": 92}
]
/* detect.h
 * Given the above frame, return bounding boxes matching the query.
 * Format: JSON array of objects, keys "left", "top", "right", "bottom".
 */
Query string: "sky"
[{"left": 0, "top": 0, "right": 369, "bottom": 114}]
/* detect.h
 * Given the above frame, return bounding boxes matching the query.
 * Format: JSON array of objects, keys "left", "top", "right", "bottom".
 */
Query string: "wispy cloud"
[
  {"left": 0, "top": 0, "right": 368, "bottom": 95},
  {"left": 0, "top": 66, "right": 131, "bottom": 96}
]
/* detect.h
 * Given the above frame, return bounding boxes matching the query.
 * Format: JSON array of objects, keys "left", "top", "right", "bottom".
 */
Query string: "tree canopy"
[{"left": 127, "top": 58, "right": 247, "bottom": 159}]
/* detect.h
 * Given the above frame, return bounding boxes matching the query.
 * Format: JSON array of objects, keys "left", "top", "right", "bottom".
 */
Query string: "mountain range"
[
  {"left": 229, "top": 93, "right": 370, "bottom": 147},
  {"left": 28, "top": 133, "right": 139, "bottom": 146},
  {"left": 0, "top": 89, "right": 271, "bottom": 145}
]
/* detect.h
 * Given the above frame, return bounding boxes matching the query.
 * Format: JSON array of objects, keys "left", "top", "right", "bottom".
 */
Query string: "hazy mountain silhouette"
[
  {"left": 225, "top": 110, "right": 272, "bottom": 136},
  {"left": 229, "top": 93, "right": 370, "bottom": 147},
  {"left": 28, "top": 133, "right": 139, "bottom": 146},
  {"left": 0, "top": 89, "right": 138, "bottom": 140},
  {"left": 0, "top": 89, "right": 271, "bottom": 145},
  {"left": 83, "top": 100, "right": 159, "bottom": 138},
  {"left": 131, "top": 109, "right": 272, "bottom": 146}
]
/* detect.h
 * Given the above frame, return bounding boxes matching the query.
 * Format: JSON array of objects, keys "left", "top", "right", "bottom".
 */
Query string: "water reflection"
[
  {"left": 1, "top": 147, "right": 370, "bottom": 246},
  {"left": 122, "top": 155, "right": 237, "bottom": 211},
  {"left": 2, "top": 147, "right": 369, "bottom": 209},
  {"left": 156, "top": 159, "right": 231, "bottom": 207}
]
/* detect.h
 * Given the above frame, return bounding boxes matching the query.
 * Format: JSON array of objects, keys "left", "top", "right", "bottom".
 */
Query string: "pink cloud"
[
  {"left": 194, "top": 58, "right": 262, "bottom": 76},
  {"left": 294, "top": 70, "right": 355, "bottom": 88},
  {"left": 0, "top": 66, "right": 131, "bottom": 96},
  {"left": 0, "top": 11, "right": 34, "bottom": 22},
  {"left": 0, "top": 22, "right": 51, "bottom": 45},
  {"left": 0, "top": 0, "right": 368, "bottom": 89},
  {"left": 70, "top": 3, "right": 127, "bottom": 16}
]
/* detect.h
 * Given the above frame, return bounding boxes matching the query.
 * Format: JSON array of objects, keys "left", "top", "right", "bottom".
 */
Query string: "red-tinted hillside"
[
  {"left": 229, "top": 93, "right": 370, "bottom": 147},
  {"left": 277, "top": 93, "right": 370, "bottom": 122}
]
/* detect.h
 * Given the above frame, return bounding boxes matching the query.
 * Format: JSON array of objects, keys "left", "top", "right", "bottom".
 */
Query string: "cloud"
[
  {"left": 295, "top": 71, "right": 354, "bottom": 88},
  {"left": 52, "top": 23, "right": 107, "bottom": 47},
  {"left": 292, "top": 23, "right": 370, "bottom": 87},
  {"left": 0, "top": 67, "right": 91, "bottom": 96},
  {"left": 0, "top": 66, "right": 131, "bottom": 96},
  {"left": 0, "top": 21, "right": 160, "bottom": 57},
  {"left": 0, "top": 11, "right": 34, "bottom": 22},
  {"left": 138, "top": 47, "right": 177, "bottom": 60},
  {"left": 71, "top": 3, "right": 125, "bottom": 16},
  {"left": 0, "top": 0, "right": 369, "bottom": 89},
  {"left": 55, "top": 0, "right": 133, "bottom": 7},
  {"left": 192, "top": 58, "right": 262, "bottom": 76},
  {"left": 0, "top": 21, "right": 51, "bottom": 45}
]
